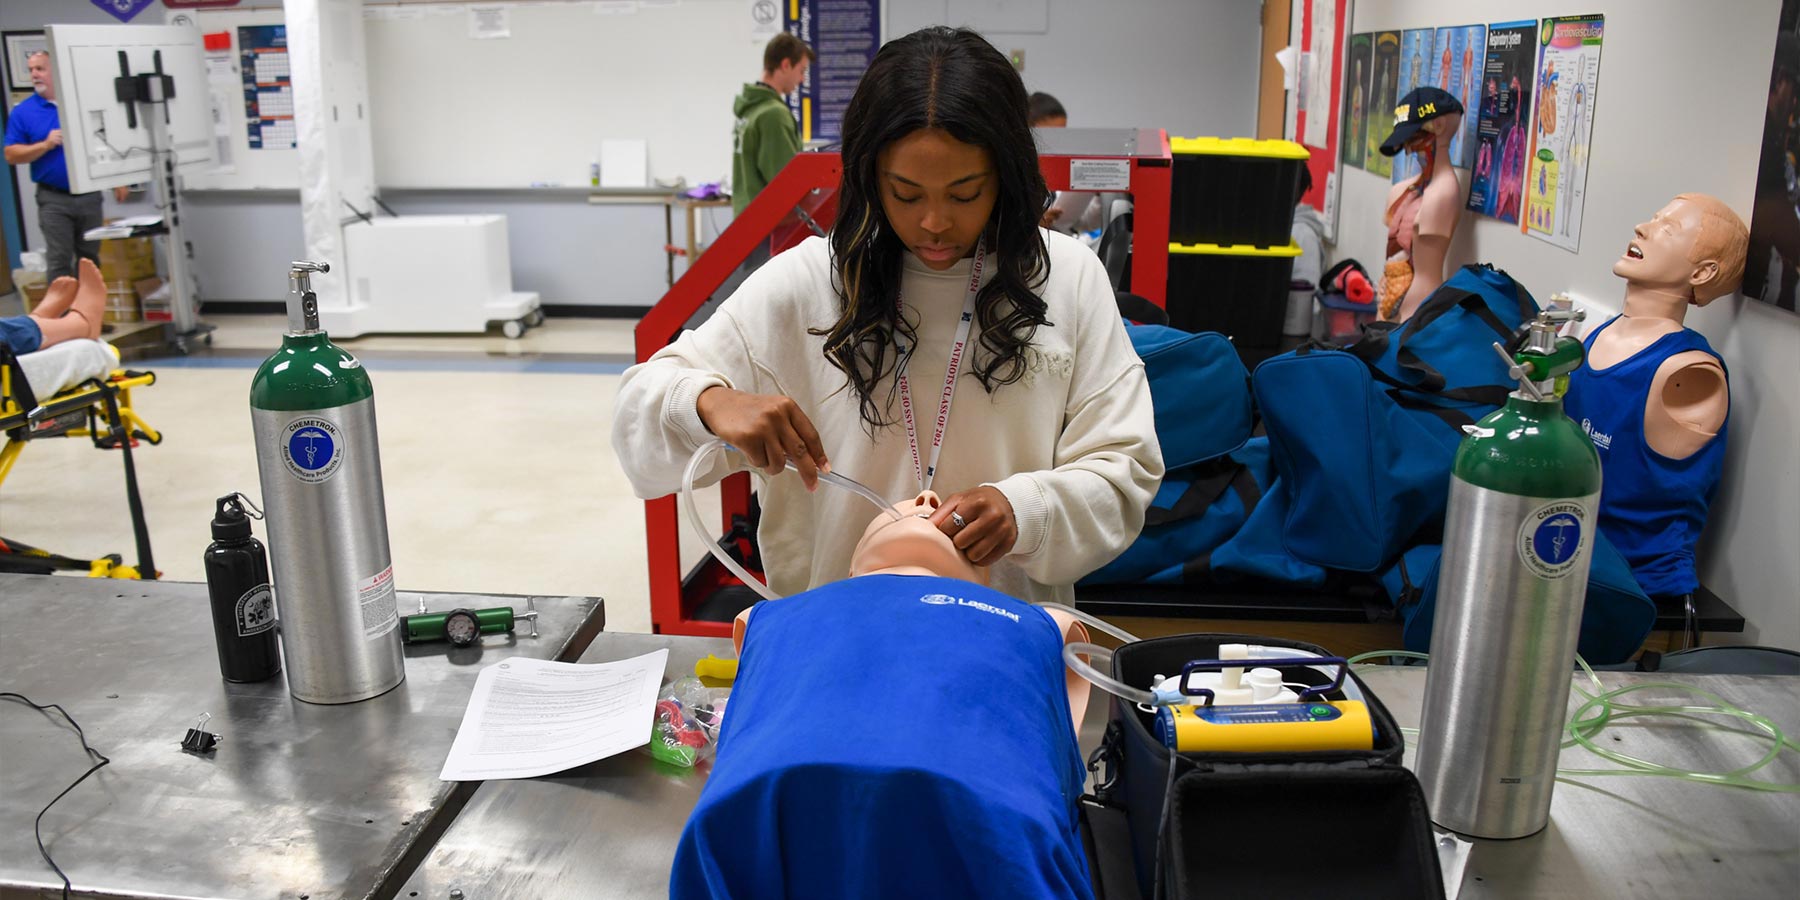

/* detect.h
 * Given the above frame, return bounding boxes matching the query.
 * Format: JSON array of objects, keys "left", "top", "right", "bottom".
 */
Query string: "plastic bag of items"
[{"left": 646, "top": 675, "right": 729, "bottom": 768}]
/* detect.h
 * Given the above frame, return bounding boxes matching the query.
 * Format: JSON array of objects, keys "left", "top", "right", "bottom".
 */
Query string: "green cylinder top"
[
  {"left": 249, "top": 332, "right": 373, "bottom": 411},
  {"left": 1453, "top": 395, "right": 1602, "bottom": 498}
]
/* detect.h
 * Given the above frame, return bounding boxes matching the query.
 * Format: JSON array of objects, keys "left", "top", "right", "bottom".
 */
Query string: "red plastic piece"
[{"left": 202, "top": 31, "right": 232, "bottom": 51}]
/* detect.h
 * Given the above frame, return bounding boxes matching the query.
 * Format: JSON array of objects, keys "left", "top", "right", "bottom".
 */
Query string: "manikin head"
[
  {"left": 27, "top": 50, "right": 52, "bottom": 101},
  {"left": 849, "top": 491, "right": 987, "bottom": 583},
  {"left": 1613, "top": 195, "right": 1749, "bottom": 307}
]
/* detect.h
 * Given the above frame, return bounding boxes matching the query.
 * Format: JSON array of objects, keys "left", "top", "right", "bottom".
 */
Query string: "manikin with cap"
[
  {"left": 677, "top": 490, "right": 1097, "bottom": 899},
  {"left": 1377, "top": 87, "right": 1465, "bottom": 322},
  {"left": 1563, "top": 195, "right": 1749, "bottom": 601}
]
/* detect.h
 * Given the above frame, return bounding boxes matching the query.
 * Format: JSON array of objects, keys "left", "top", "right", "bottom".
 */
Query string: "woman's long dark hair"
[{"left": 814, "top": 26, "right": 1052, "bottom": 431}]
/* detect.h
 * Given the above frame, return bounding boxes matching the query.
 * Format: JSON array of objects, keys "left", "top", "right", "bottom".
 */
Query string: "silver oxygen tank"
[
  {"left": 1414, "top": 310, "right": 1601, "bottom": 839},
  {"left": 250, "top": 261, "right": 405, "bottom": 704}
]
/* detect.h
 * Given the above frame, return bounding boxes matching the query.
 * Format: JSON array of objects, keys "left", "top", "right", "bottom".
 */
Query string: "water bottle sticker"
[
  {"left": 358, "top": 566, "right": 400, "bottom": 639},
  {"left": 1517, "top": 501, "right": 1588, "bottom": 579},
  {"left": 281, "top": 417, "right": 344, "bottom": 483},
  {"left": 236, "top": 584, "right": 276, "bottom": 637}
]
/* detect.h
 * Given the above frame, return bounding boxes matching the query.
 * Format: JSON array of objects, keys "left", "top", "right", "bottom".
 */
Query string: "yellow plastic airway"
[{"left": 695, "top": 654, "right": 738, "bottom": 682}]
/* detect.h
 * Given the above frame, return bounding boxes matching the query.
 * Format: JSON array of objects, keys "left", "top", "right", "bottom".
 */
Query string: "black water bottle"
[{"left": 204, "top": 494, "right": 282, "bottom": 682}]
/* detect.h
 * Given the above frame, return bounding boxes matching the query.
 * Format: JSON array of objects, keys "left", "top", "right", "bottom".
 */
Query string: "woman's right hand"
[{"left": 695, "top": 386, "right": 830, "bottom": 490}]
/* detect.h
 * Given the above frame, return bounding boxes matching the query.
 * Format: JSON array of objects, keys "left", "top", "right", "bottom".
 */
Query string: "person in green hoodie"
[{"left": 733, "top": 33, "right": 815, "bottom": 219}]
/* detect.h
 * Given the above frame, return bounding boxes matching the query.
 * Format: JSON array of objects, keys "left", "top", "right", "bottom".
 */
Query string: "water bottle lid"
[{"left": 212, "top": 494, "right": 254, "bottom": 541}]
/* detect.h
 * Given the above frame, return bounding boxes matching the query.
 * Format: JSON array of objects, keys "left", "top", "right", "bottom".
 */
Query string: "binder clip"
[{"left": 180, "top": 713, "right": 221, "bottom": 754}]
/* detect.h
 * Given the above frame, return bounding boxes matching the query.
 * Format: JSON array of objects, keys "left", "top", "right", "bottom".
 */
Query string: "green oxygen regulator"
[
  {"left": 400, "top": 597, "right": 539, "bottom": 647},
  {"left": 1490, "top": 307, "right": 1588, "bottom": 401}
]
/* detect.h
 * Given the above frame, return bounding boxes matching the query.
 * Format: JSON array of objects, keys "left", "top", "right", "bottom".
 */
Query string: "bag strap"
[
  {"left": 1389, "top": 288, "right": 1519, "bottom": 387},
  {"left": 1481, "top": 263, "right": 1538, "bottom": 322},
  {"left": 1388, "top": 389, "right": 1480, "bottom": 432},
  {"left": 1143, "top": 457, "right": 1262, "bottom": 527}
]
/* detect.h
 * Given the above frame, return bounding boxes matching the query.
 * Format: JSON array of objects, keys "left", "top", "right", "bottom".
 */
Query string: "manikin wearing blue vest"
[
  {"left": 1564, "top": 194, "right": 1749, "bottom": 599},
  {"left": 672, "top": 490, "right": 1097, "bottom": 899}
]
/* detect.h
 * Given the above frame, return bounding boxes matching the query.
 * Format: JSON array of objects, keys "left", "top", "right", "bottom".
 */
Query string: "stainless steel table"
[
  {"left": 0, "top": 574, "right": 604, "bottom": 900},
  {"left": 397, "top": 632, "right": 733, "bottom": 899},
  {"left": 1356, "top": 667, "right": 1800, "bottom": 899},
  {"left": 401, "top": 650, "right": 1797, "bottom": 899}
]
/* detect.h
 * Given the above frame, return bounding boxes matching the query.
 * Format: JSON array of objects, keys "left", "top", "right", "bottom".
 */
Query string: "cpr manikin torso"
[
  {"left": 1563, "top": 194, "right": 1749, "bottom": 597},
  {"left": 1383, "top": 112, "right": 1463, "bottom": 322},
  {"left": 681, "top": 491, "right": 1097, "bottom": 898}
]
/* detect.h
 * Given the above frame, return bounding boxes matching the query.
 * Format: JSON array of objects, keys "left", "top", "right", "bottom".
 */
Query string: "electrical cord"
[
  {"left": 1347, "top": 652, "right": 1800, "bottom": 792},
  {"left": 91, "top": 128, "right": 151, "bottom": 160},
  {"left": 0, "top": 692, "right": 112, "bottom": 900}
]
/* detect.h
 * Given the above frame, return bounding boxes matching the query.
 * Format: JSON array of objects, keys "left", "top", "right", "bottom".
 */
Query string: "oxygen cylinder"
[
  {"left": 250, "top": 261, "right": 405, "bottom": 704},
  {"left": 1415, "top": 309, "right": 1599, "bottom": 839}
]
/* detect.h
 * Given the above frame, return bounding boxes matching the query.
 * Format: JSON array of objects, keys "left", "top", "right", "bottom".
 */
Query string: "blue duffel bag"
[
  {"left": 1078, "top": 326, "right": 1255, "bottom": 586},
  {"left": 1250, "top": 265, "right": 1539, "bottom": 573},
  {"left": 1083, "top": 438, "right": 1279, "bottom": 586},
  {"left": 1127, "top": 324, "right": 1253, "bottom": 469}
]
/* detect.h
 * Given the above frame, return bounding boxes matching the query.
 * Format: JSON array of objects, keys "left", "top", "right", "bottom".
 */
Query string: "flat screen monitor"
[{"left": 44, "top": 23, "right": 215, "bottom": 194}]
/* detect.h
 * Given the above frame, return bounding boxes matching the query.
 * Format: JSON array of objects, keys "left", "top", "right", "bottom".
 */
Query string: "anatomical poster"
[
  {"left": 1523, "top": 15, "right": 1604, "bottom": 252},
  {"left": 1341, "top": 33, "right": 1372, "bottom": 171},
  {"left": 1465, "top": 19, "right": 1537, "bottom": 223},
  {"left": 1390, "top": 28, "right": 1438, "bottom": 183},
  {"left": 1365, "top": 31, "right": 1399, "bottom": 178},
  {"left": 1433, "top": 24, "right": 1486, "bottom": 168}
]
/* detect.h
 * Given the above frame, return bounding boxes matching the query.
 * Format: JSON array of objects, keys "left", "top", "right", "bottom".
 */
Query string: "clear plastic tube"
[
  {"left": 1036, "top": 602, "right": 1143, "bottom": 646},
  {"left": 679, "top": 440, "right": 905, "bottom": 604},
  {"left": 809, "top": 466, "right": 906, "bottom": 523},
  {"left": 1063, "top": 641, "right": 1156, "bottom": 707},
  {"left": 682, "top": 440, "right": 780, "bottom": 602},
  {"left": 1351, "top": 648, "right": 1800, "bottom": 792}
]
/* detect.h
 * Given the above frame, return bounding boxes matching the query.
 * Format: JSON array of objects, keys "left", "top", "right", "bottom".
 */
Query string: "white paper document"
[{"left": 439, "top": 651, "right": 668, "bottom": 781}]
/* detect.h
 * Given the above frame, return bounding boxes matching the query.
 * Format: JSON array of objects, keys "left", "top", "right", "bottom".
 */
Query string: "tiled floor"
[{"left": 3, "top": 314, "right": 723, "bottom": 634}]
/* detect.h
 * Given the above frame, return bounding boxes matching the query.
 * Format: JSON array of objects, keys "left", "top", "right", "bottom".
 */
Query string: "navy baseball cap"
[{"left": 1380, "top": 86, "right": 1464, "bottom": 157}]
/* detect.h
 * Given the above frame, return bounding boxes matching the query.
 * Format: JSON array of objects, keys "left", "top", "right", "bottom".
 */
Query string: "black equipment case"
[{"left": 1086, "top": 633, "right": 1446, "bottom": 899}]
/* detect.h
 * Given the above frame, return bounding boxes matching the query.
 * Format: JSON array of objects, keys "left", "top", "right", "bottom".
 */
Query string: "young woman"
[{"left": 613, "top": 26, "right": 1161, "bottom": 607}]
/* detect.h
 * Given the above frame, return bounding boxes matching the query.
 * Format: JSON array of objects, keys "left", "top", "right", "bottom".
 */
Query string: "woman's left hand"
[{"left": 928, "top": 486, "right": 1017, "bottom": 567}]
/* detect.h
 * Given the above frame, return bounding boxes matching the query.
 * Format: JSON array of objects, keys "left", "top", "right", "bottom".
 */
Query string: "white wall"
[
  {"left": 1342, "top": 0, "right": 1798, "bottom": 648},
  {"left": 890, "top": 0, "right": 1261, "bottom": 138},
  {"left": 7, "top": 0, "right": 1261, "bottom": 307}
]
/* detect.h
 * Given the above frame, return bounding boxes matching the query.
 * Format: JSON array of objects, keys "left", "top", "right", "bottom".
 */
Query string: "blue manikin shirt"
[
  {"left": 4, "top": 94, "right": 71, "bottom": 191},
  {"left": 1563, "top": 318, "right": 1728, "bottom": 598},
  {"left": 671, "top": 575, "right": 1093, "bottom": 900}
]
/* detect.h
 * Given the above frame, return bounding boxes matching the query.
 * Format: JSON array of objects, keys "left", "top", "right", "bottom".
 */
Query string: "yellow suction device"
[{"left": 1153, "top": 655, "right": 1375, "bottom": 753}]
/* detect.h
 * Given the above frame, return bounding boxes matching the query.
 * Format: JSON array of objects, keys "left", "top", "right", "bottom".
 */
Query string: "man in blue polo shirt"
[{"left": 5, "top": 50, "right": 129, "bottom": 282}]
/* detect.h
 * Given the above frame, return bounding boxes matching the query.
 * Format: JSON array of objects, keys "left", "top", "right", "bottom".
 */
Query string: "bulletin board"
[
  {"left": 1287, "top": 0, "right": 1352, "bottom": 242},
  {"left": 173, "top": 0, "right": 799, "bottom": 191},
  {"left": 166, "top": 5, "right": 300, "bottom": 190}
]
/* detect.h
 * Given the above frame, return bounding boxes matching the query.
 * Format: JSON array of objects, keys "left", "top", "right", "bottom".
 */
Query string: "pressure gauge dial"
[{"left": 443, "top": 609, "right": 481, "bottom": 647}]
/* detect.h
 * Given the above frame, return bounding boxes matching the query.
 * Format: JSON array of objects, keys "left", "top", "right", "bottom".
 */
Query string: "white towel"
[{"left": 16, "top": 339, "right": 119, "bottom": 398}]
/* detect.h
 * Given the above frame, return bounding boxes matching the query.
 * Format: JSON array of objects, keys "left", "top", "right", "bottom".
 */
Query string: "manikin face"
[
  {"left": 849, "top": 490, "right": 985, "bottom": 582},
  {"left": 877, "top": 127, "right": 998, "bottom": 271},
  {"left": 769, "top": 57, "right": 810, "bottom": 95},
  {"left": 27, "top": 53, "right": 52, "bottom": 100},
  {"left": 1613, "top": 199, "right": 1721, "bottom": 306}
]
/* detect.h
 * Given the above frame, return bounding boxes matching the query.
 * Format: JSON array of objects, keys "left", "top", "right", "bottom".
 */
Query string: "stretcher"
[{"left": 0, "top": 339, "right": 161, "bottom": 579}]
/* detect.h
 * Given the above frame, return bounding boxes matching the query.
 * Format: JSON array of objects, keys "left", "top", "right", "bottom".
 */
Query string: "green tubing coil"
[{"left": 1349, "top": 651, "right": 1800, "bottom": 792}]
